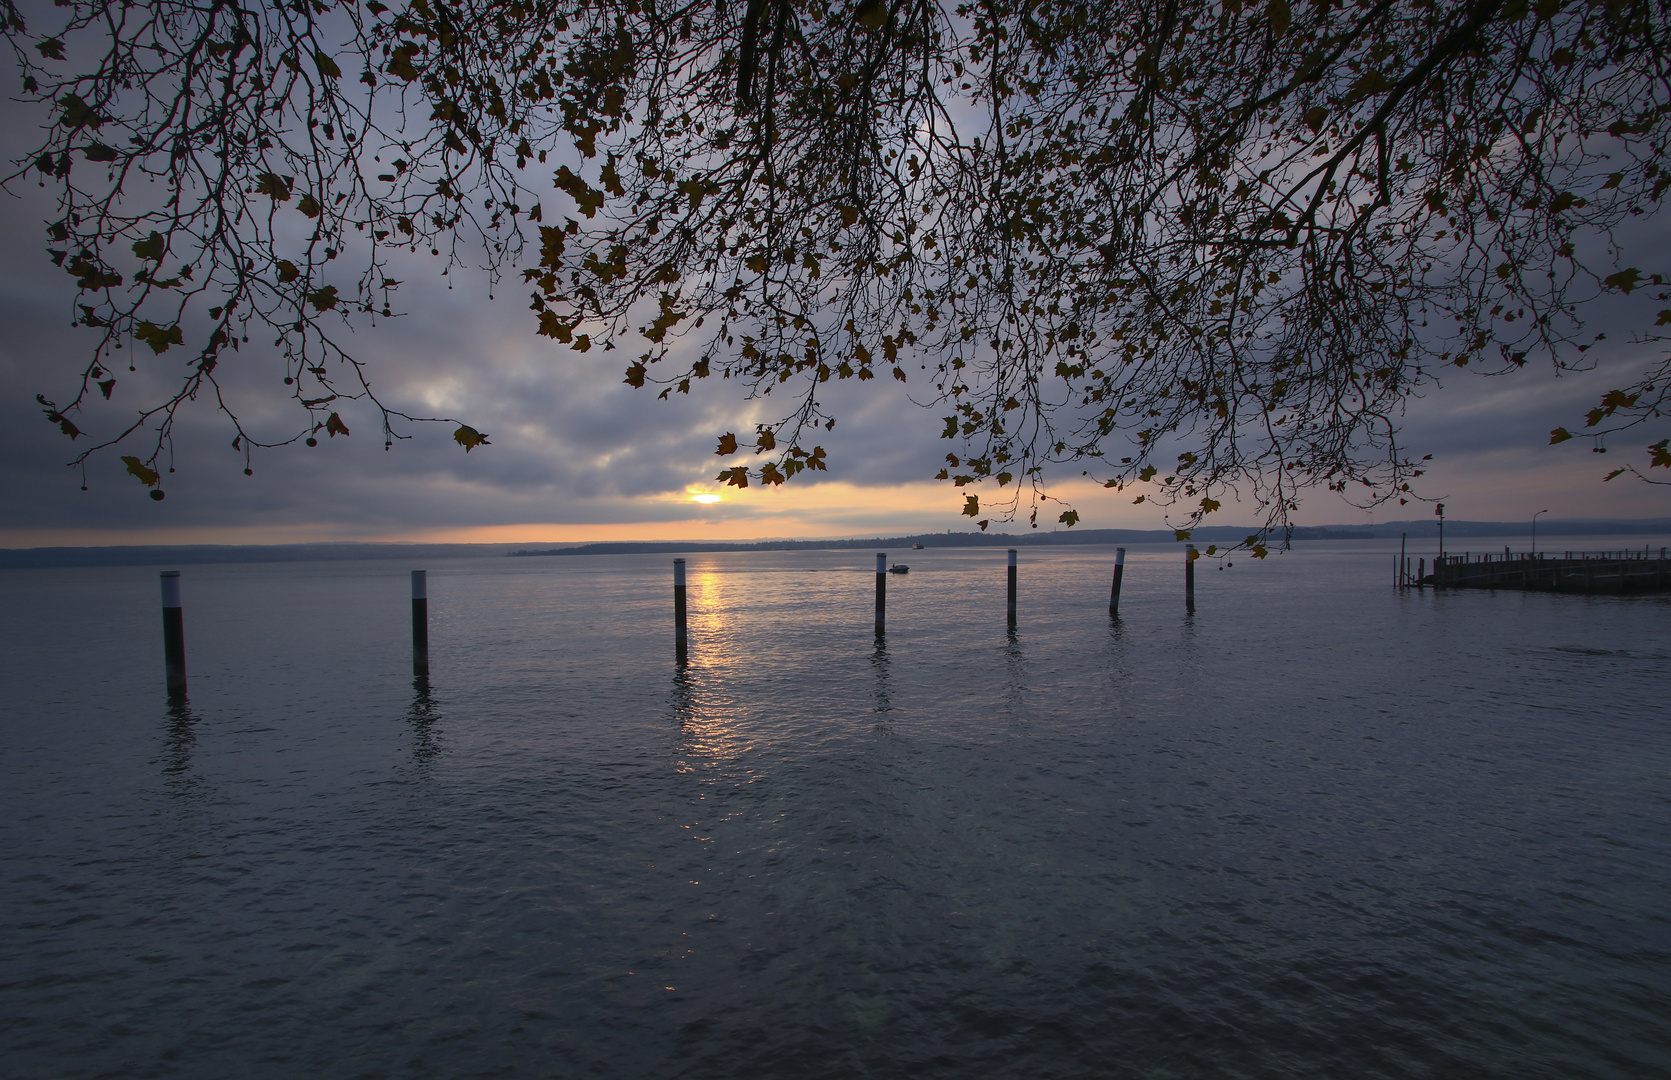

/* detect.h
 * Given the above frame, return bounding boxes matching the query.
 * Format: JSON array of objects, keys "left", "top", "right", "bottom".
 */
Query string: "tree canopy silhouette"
[{"left": 5, "top": 0, "right": 1668, "bottom": 531}]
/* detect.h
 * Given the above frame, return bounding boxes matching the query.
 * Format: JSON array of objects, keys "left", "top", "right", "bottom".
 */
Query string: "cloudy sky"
[{"left": 3, "top": 122, "right": 1667, "bottom": 549}]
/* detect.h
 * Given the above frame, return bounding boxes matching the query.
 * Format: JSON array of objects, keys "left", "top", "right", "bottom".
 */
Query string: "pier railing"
[{"left": 1398, "top": 547, "right": 1671, "bottom": 593}]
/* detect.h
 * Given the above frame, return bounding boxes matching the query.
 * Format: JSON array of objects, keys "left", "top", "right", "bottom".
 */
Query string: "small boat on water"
[
  {"left": 889, "top": 564, "right": 909, "bottom": 574},
  {"left": 912, "top": 543, "right": 924, "bottom": 549}
]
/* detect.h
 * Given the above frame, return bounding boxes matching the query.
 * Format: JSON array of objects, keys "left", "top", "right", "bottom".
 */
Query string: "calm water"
[{"left": 1, "top": 539, "right": 1668, "bottom": 1079}]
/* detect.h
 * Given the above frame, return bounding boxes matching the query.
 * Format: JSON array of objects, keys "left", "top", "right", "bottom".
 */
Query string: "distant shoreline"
[{"left": 4, "top": 518, "right": 1670, "bottom": 569}]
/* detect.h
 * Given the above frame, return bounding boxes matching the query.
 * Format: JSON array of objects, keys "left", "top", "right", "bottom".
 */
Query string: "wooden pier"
[{"left": 1398, "top": 547, "right": 1671, "bottom": 594}]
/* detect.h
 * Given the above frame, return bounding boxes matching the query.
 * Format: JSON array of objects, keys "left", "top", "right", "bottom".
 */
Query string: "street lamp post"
[{"left": 1532, "top": 509, "right": 1549, "bottom": 556}]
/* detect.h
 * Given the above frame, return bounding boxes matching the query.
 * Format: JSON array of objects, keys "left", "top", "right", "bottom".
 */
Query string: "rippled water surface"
[{"left": 2, "top": 539, "right": 1669, "bottom": 1079}]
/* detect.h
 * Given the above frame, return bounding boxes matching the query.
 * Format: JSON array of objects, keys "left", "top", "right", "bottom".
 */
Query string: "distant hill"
[
  {"left": 0, "top": 542, "right": 525, "bottom": 570},
  {"left": 5, "top": 518, "right": 1668, "bottom": 569},
  {"left": 507, "top": 524, "right": 1375, "bottom": 558},
  {"left": 1350, "top": 517, "right": 1671, "bottom": 540}
]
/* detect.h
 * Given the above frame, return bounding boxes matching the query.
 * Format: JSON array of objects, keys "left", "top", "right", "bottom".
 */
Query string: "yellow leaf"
[
  {"left": 121, "top": 455, "right": 160, "bottom": 486},
  {"left": 454, "top": 424, "right": 490, "bottom": 451},
  {"left": 324, "top": 412, "right": 350, "bottom": 437}
]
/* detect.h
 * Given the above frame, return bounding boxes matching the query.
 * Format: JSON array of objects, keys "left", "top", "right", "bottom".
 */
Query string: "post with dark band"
[
  {"left": 1007, "top": 548, "right": 1018, "bottom": 629},
  {"left": 1185, "top": 545, "right": 1197, "bottom": 612},
  {"left": 1109, "top": 547, "right": 1126, "bottom": 617},
  {"left": 674, "top": 558, "right": 689, "bottom": 664},
  {"left": 874, "top": 553, "right": 887, "bottom": 637},
  {"left": 411, "top": 570, "right": 429, "bottom": 679},
  {"left": 160, "top": 570, "right": 186, "bottom": 697}
]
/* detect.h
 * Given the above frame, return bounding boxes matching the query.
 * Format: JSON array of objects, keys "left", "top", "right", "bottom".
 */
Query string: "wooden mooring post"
[
  {"left": 875, "top": 552, "right": 887, "bottom": 637},
  {"left": 1109, "top": 547, "right": 1126, "bottom": 616},
  {"left": 674, "top": 558, "right": 689, "bottom": 663},
  {"left": 160, "top": 570, "right": 187, "bottom": 697},
  {"left": 1007, "top": 549, "right": 1018, "bottom": 629},
  {"left": 411, "top": 570, "right": 429, "bottom": 679},
  {"left": 1185, "top": 545, "right": 1197, "bottom": 611}
]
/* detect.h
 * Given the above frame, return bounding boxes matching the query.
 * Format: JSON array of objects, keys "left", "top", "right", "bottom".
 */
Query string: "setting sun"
[{"left": 691, "top": 493, "right": 722, "bottom": 504}]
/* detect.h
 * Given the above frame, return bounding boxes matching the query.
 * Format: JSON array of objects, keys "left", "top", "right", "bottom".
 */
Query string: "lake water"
[{"left": 2, "top": 539, "right": 1669, "bottom": 1079}]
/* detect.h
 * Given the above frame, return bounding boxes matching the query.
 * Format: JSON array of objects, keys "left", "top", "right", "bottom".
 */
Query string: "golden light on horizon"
[{"left": 691, "top": 493, "right": 722, "bottom": 504}]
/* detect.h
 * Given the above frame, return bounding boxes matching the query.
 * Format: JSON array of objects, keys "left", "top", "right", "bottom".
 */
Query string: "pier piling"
[
  {"left": 875, "top": 553, "right": 887, "bottom": 637},
  {"left": 411, "top": 570, "right": 429, "bottom": 679},
  {"left": 1185, "top": 545, "right": 1197, "bottom": 611},
  {"left": 160, "top": 570, "right": 186, "bottom": 697},
  {"left": 674, "top": 559, "right": 688, "bottom": 663},
  {"left": 1109, "top": 547, "right": 1126, "bottom": 616},
  {"left": 1007, "top": 549, "right": 1018, "bottom": 629}
]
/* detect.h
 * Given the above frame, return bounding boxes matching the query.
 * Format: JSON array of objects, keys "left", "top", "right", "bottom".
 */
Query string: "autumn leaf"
[
  {"left": 314, "top": 51, "right": 341, "bottom": 79},
  {"left": 716, "top": 466, "right": 750, "bottom": 487},
  {"left": 276, "top": 260, "right": 299, "bottom": 282},
  {"left": 453, "top": 424, "right": 490, "bottom": 451},
  {"left": 255, "top": 173, "right": 293, "bottom": 201},
  {"left": 1139, "top": 465, "right": 1157, "bottom": 481},
  {"left": 297, "top": 194, "right": 321, "bottom": 218},
  {"left": 1200, "top": 496, "right": 1221, "bottom": 513},
  {"left": 537, "top": 311, "right": 572, "bottom": 340},
  {"left": 36, "top": 37, "right": 66, "bottom": 60},
  {"left": 131, "top": 231, "right": 165, "bottom": 261},
  {"left": 963, "top": 494, "right": 980, "bottom": 517},
  {"left": 82, "top": 143, "right": 118, "bottom": 162},
  {"left": 324, "top": 412, "right": 350, "bottom": 437},
  {"left": 386, "top": 44, "right": 420, "bottom": 81},
  {"left": 715, "top": 432, "right": 739, "bottom": 456},
  {"left": 1603, "top": 268, "right": 1642, "bottom": 294},
  {"left": 121, "top": 455, "right": 160, "bottom": 486},
  {"left": 1058, "top": 510, "right": 1080, "bottom": 527},
  {"left": 539, "top": 225, "right": 565, "bottom": 265},
  {"left": 56, "top": 94, "right": 102, "bottom": 129},
  {"left": 1174, "top": 529, "right": 1192, "bottom": 541},
  {"left": 553, "top": 166, "right": 604, "bottom": 217},
  {"left": 1549, "top": 426, "right": 1573, "bottom": 443},
  {"left": 134, "top": 321, "right": 183, "bottom": 354},
  {"left": 308, "top": 285, "right": 339, "bottom": 310}
]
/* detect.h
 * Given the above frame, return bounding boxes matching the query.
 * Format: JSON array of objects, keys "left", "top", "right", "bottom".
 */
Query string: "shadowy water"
[{"left": 1, "top": 540, "right": 1668, "bottom": 1079}]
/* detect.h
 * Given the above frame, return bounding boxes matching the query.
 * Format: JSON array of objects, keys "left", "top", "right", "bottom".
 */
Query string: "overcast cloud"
[{"left": 3, "top": 117, "right": 1667, "bottom": 547}]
